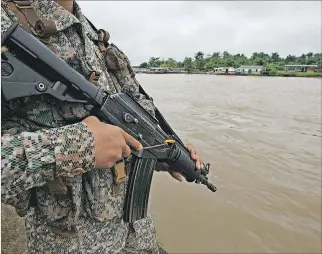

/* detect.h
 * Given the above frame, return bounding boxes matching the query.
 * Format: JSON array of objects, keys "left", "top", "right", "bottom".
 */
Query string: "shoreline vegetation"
[{"left": 133, "top": 51, "right": 322, "bottom": 78}]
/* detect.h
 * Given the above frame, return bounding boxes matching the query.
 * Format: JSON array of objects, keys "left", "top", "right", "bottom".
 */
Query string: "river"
[
  {"left": 135, "top": 74, "right": 322, "bottom": 253},
  {"left": 1, "top": 74, "right": 321, "bottom": 254}
]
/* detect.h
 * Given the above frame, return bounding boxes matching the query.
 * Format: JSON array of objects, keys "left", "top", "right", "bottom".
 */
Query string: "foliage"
[
  {"left": 142, "top": 52, "right": 322, "bottom": 71},
  {"left": 183, "top": 57, "right": 193, "bottom": 73},
  {"left": 139, "top": 62, "right": 148, "bottom": 68},
  {"left": 295, "top": 72, "right": 322, "bottom": 77}
]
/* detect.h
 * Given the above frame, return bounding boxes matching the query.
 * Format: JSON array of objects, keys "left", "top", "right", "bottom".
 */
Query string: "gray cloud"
[{"left": 78, "top": 1, "right": 321, "bottom": 65}]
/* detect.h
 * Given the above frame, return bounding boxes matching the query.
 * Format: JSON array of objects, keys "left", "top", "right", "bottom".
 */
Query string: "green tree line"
[{"left": 139, "top": 51, "right": 322, "bottom": 73}]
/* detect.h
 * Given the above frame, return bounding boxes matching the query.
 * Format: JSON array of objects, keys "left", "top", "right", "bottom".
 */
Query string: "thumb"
[{"left": 169, "top": 171, "right": 183, "bottom": 182}]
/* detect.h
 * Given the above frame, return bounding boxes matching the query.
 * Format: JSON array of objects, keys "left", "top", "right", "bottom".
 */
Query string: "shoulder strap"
[
  {"left": 4, "top": 0, "right": 35, "bottom": 34},
  {"left": 4, "top": 0, "right": 57, "bottom": 46}
]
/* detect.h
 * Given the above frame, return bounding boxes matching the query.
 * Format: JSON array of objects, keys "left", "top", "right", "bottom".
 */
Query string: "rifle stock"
[{"left": 1, "top": 23, "right": 217, "bottom": 223}]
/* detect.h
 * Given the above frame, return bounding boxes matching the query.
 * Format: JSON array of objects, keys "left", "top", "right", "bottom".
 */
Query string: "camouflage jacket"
[{"left": 1, "top": 1, "right": 159, "bottom": 253}]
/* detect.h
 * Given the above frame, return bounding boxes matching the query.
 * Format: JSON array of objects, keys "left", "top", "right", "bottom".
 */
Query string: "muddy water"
[{"left": 135, "top": 74, "right": 322, "bottom": 254}]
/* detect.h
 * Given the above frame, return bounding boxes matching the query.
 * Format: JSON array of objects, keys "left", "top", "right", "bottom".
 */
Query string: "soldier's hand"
[
  {"left": 82, "top": 116, "right": 143, "bottom": 168},
  {"left": 157, "top": 143, "right": 202, "bottom": 182}
]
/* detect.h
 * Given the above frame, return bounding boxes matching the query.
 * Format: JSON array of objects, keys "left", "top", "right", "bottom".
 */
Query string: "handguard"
[{"left": 1, "top": 23, "right": 217, "bottom": 223}]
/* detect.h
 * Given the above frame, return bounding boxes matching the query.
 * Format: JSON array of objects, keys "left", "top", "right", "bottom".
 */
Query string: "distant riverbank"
[
  {"left": 135, "top": 51, "right": 322, "bottom": 78},
  {"left": 137, "top": 70, "right": 322, "bottom": 78},
  {"left": 206, "top": 71, "right": 322, "bottom": 78},
  {"left": 134, "top": 67, "right": 322, "bottom": 78}
]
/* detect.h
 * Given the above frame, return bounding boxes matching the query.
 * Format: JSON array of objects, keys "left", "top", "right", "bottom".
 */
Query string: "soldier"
[{"left": 1, "top": 0, "right": 203, "bottom": 253}]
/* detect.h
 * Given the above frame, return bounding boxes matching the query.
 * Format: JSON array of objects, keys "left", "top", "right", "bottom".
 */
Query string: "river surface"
[{"left": 135, "top": 74, "right": 322, "bottom": 254}]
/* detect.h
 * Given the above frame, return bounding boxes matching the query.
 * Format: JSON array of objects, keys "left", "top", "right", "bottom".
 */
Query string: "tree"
[
  {"left": 165, "top": 58, "right": 177, "bottom": 68},
  {"left": 195, "top": 51, "right": 204, "bottom": 60},
  {"left": 148, "top": 57, "right": 161, "bottom": 67},
  {"left": 144, "top": 51, "right": 321, "bottom": 73},
  {"left": 177, "top": 61, "right": 184, "bottom": 68},
  {"left": 222, "top": 51, "right": 231, "bottom": 58},
  {"left": 306, "top": 52, "right": 313, "bottom": 58},
  {"left": 299, "top": 54, "right": 307, "bottom": 64},
  {"left": 183, "top": 57, "right": 193, "bottom": 73},
  {"left": 194, "top": 51, "right": 205, "bottom": 70},
  {"left": 264, "top": 63, "right": 278, "bottom": 76},
  {"left": 139, "top": 62, "right": 148, "bottom": 68},
  {"left": 212, "top": 52, "right": 221, "bottom": 58},
  {"left": 271, "top": 52, "right": 280, "bottom": 62}
]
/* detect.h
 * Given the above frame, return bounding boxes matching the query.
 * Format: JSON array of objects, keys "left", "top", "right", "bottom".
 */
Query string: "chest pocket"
[
  {"left": 101, "top": 43, "right": 141, "bottom": 99},
  {"left": 101, "top": 43, "right": 156, "bottom": 116}
]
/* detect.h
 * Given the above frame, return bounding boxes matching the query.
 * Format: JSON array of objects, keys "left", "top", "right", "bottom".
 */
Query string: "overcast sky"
[{"left": 78, "top": 1, "right": 321, "bottom": 65}]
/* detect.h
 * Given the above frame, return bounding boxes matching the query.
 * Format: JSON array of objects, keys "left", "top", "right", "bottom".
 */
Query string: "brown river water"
[
  {"left": 1, "top": 74, "right": 321, "bottom": 254},
  {"left": 135, "top": 74, "right": 322, "bottom": 254}
]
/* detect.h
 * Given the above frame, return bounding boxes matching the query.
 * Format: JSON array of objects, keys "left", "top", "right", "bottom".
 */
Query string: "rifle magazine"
[{"left": 123, "top": 157, "right": 157, "bottom": 223}]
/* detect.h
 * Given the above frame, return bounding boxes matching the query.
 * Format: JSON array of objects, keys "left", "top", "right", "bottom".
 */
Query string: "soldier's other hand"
[
  {"left": 157, "top": 143, "right": 202, "bottom": 182},
  {"left": 82, "top": 116, "right": 143, "bottom": 169},
  {"left": 185, "top": 143, "right": 201, "bottom": 169}
]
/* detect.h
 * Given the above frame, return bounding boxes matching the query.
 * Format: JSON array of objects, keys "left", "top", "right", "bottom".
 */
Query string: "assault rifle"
[{"left": 1, "top": 23, "right": 217, "bottom": 223}]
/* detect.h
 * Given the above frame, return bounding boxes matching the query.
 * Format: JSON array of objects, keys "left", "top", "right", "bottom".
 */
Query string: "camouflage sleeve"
[
  {"left": 1, "top": 4, "right": 16, "bottom": 33},
  {"left": 1, "top": 122, "right": 95, "bottom": 201}
]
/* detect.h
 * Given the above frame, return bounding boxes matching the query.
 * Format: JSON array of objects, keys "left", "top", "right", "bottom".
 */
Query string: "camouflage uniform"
[{"left": 1, "top": 1, "right": 161, "bottom": 253}]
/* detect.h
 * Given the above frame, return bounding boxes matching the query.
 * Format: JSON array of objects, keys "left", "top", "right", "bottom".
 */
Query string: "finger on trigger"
[{"left": 122, "top": 130, "right": 143, "bottom": 150}]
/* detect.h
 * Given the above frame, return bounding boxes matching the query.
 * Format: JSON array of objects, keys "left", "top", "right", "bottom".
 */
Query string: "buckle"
[
  {"left": 113, "top": 160, "right": 127, "bottom": 185},
  {"left": 89, "top": 70, "right": 101, "bottom": 86},
  {"left": 97, "top": 29, "right": 110, "bottom": 52}
]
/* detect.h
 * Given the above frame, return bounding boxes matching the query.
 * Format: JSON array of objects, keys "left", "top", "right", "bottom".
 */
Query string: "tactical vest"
[{"left": 2, "top": 0, "right": 150, "bottom": 212}]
